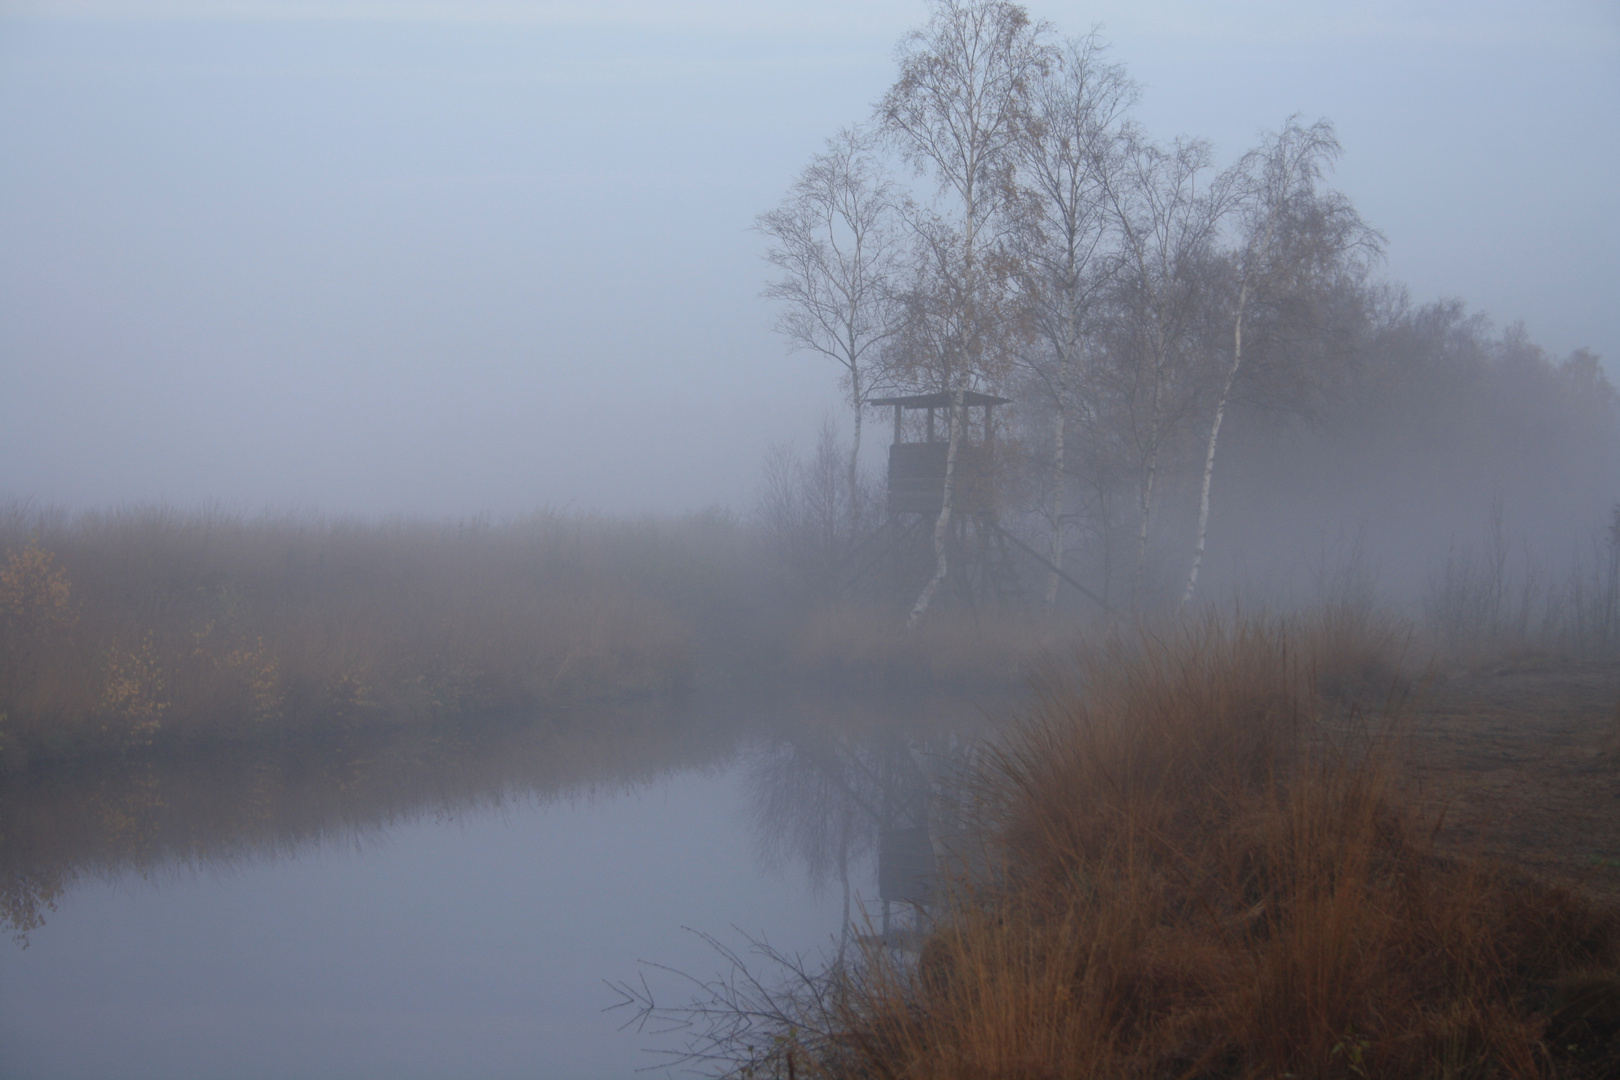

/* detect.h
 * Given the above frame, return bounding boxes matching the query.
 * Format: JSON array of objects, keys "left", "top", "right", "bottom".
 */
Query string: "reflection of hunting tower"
[{"left": 845, "top": 392, "right": 1110, "bottom": 615}]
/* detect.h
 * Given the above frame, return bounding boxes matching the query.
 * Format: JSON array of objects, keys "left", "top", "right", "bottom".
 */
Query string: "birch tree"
[
  {"left": 1181, "top": 117, "right": 1380, "bottom": 606},
  {"left": 1013, "top": 34, "right": 1134, "bottom": 609},
  {"left": 1097, "top": 130, "right": 1233, "bottom": 604},
  {"left": 758, "top": 127, "right": 902, "bottom": 525},
  {"left": 879, "top": 0, "right": 1053, "bottom": 628}
]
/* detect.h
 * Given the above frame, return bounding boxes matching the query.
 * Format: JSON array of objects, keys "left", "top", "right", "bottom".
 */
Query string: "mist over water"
[
  {"left": 0, "top": 692, "right": 993, "bottom": 1078},
  {"left": 4, "top": 761, "right": 840, "bottom": 1079}
]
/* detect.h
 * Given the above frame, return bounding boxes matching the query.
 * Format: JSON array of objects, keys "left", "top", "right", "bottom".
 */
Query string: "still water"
[{"left": 0, "top": 692, "right": 999, "bottom": 1079}]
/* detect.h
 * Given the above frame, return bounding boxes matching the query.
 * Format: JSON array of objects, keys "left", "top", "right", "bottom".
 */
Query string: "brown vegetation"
[
  {"left": 0, "top": 503, "right": 1084, "bottom": 771},
  {"left": 0, "top": 505, "right": 762, "bottom": 768},
  {"left": 693, "top": 617, "right": 1620, "bottom": 1079},
  {"left": 1410, "top": 657, "right": 1620, "bottom": 904}
]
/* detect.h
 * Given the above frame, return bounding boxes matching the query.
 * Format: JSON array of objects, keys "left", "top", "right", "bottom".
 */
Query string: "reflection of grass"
[
  {"left": 701, "top": 615, "right": 1620, "bottom": 1078},
  {"left": 0, "top": 695, "right": 738, "bottom": 942}
]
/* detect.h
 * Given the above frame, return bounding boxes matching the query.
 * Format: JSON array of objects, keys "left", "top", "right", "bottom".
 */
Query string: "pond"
[{"left": 0, "top": 690, "right": 1006, "bottom": 1079}]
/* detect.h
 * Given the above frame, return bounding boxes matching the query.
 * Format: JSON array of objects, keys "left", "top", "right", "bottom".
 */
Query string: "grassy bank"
[{"left": 699, "top": 617, "right": 1620, "bottom": 1079}]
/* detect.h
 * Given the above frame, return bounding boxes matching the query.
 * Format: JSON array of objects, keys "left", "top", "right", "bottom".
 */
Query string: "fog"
[
  {"left": 1, "top": 0, "right": 1615, "bottom": 516},
  {"left": 4, "top": 7, "right": 1620, "bottom": 1075}
]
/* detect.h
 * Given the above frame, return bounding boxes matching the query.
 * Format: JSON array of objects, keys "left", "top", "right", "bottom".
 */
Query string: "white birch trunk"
[
  {"left": 1045, "top": 410, "right": 1065, "bottom": 610},
  {"left": 1133, "top": 336, "right": 1166, "bottom": 602},
  {"left": 908, "top": 142, "right": 977, "bottom": 631},
  {"left": 1182, "top": 285, "right": 1248, "bottom": 608},
  {"left": 1181, "top": 160, "right": 1286, "bottom": 608},
  {"left": 906, "top": 390, "right": 963, "bottom": 630},
  {"left": 1134, "top": 445, "right": 1158, "bottom": 602},
  {"left": 849, "top": 367, "right": 863, "bottom": 528}
]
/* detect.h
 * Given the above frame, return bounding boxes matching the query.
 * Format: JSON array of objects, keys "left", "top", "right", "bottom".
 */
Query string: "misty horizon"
[{"left": 1, "top": 0, "right": 1615, "bottom": 517}]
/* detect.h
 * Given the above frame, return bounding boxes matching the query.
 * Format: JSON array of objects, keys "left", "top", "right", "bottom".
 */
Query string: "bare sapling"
[{"left": 759, "top": 127, "right": 903, "bottom": 528}]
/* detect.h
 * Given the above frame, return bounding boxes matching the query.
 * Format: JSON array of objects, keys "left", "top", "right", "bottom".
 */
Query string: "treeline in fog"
[{"left": 755, "top": 0, "right": 1617, "bottom": 628}]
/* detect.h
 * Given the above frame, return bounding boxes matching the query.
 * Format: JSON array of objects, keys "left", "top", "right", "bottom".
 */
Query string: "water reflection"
[
  {"left": 743, "top": 695, "right": 995, "bottom": 956},
  {"left": 2, "top": 692, "right": 1004, "bottom": 945},
  {"left": 0, "top": 690, "right": 1008, "bottom": 1078},
  {"left": 1, "top": 698, "right": 737, "bottom": 943}
]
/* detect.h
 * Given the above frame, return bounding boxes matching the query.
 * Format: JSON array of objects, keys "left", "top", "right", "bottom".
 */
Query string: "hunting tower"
[
  {"left": 871, "top": 391, "right": 1008, "bottom": 518},
  {"left": 845, "top": 391, "right": 1109, "bottom": 616},
  {"left": 840, "top": 391, "right": 1021, "bottom": 610}
]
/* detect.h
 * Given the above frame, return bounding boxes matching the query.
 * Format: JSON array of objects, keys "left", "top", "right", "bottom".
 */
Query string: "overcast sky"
[{"left": 1, "top": 0, "right": 1615, "bottom": 517}]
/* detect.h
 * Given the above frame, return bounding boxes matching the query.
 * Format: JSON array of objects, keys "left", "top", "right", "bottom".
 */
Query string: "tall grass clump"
[{"left": 719, "top": 616, "right": 1620, "bottom": 1079}]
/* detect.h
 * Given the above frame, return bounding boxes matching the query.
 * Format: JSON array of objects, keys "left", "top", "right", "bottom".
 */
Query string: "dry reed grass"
[
  {"left": 0, "top": 505, "right": 761, "bottom": 766},
  {"left": 733, "top": 616, "right": 1620, "bottom": 1079},
  {"left": 0, "top": 502, "right": 1101, "bottom": 769}
]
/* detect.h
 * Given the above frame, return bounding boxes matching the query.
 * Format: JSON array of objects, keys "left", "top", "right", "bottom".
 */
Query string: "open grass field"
[{"left": 1412, "top": 658, "right": 1620, "bottom": 904}]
